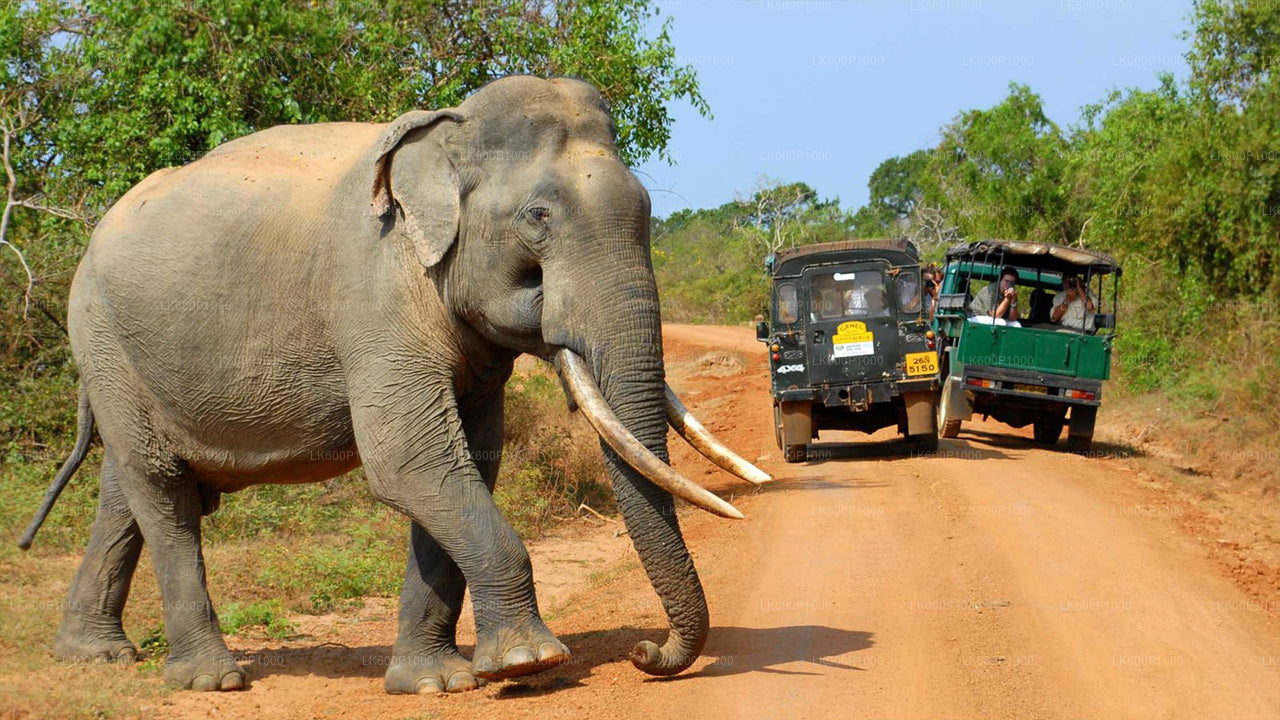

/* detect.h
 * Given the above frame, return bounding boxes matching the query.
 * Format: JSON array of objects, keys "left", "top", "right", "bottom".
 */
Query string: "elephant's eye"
[{"left": 526, "top": 206, "right": 551, "bottom": 224}]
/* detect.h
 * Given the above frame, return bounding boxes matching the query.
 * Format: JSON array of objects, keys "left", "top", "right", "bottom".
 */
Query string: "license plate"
[
  {"left": 904, "top": 352, "right": 938, "bottom": 377},
  {"left": 1013, "top": 383, "right": 1048, "bottom": 394}
]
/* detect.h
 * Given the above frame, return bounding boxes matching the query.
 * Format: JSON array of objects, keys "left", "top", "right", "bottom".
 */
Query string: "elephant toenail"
[
  {"left": 220, "top": 672, "right": 244, "bottom": 691},
  {"left": 538, "top": 642, "right": 569, "bottom": 663},
  {"left": 191, "top": 674, "right": 217, "bottom": 692},
  {"left": 116, "top": 648, "right": 137, "bottom": 664},
  {"left": 503, "top": 646, "right": 537, "bottom": 668},
  {"left": 445, "top": 672, "right": 478, "bottom": 693},
  {"left": 416, "top": 677, "right": 445, "bottom": 694},
  {"left": 472, "top": 655, "right": 498, "bottom": 675}
]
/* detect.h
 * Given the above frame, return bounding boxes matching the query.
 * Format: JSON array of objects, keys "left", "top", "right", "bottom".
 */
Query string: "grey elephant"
[{"left": 19, "top": 75, "right": 771, "bottom": 694}]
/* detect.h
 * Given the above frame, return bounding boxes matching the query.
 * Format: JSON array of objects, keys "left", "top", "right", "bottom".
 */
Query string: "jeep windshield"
[{"left": 809, "top": 270, "right": 890, "bottom": 321}]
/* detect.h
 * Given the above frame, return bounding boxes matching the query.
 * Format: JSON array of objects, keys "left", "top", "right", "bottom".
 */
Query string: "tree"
[
  {"left": 851, "top": 150, "right": 930, "bottom": 236},
  {"left": 37, "top": 0, "right": 708, "bottom": 210},
  {"left": 922, "top": 83, "right": 1078, "bottom": 244},
  {"left": 733, "top": 177, "right": 851, "bottom": 256}
]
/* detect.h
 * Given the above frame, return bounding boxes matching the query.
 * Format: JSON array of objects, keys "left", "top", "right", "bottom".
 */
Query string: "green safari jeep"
[{"left": 932, "top": 240, "right": 1121, "bottom": 451}]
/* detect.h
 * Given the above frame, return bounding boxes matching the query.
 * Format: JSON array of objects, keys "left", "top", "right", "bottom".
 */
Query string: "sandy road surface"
[{"left": 152, "top": 324, "right": 1280, "bottom": 720}]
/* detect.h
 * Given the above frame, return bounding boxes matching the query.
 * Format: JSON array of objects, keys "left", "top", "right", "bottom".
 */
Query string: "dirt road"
[{"left": 155, "top": 324, "right": 1280, "bottom": 720}]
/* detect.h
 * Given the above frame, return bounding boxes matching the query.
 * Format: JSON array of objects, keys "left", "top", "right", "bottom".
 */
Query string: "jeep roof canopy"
[
  {"left": 944, "top": 240, "right": 1120, "bottom": 275},
  {"left": 771, "top": 238, "right": 919, "bottom": 276}
]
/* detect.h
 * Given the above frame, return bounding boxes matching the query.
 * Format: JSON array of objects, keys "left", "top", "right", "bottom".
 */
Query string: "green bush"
[{"left": 219, "top": 599, "right": 296, "bottom": 639}]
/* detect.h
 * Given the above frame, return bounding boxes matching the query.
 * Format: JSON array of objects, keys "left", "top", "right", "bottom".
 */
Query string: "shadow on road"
[
  {"left": 239, "top": 642, "right": 394, "bottom": 682},
  {"left": 691, "top": 624, "right": 876, "bottom": 678},
  {"left": 953, "top": 429, "right": 1145, "bottom": 461},
  {"left": 481, "top": 623, "right": 877, "bottom": 696},
  {"left": 752, "top": 474, "right": 890, "bottom": 492}
]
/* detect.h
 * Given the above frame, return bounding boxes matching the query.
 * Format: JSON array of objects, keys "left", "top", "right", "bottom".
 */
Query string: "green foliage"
[
  {"left": 219, "top": 599, "right": 296, "bottom": 639},
  {"left": 29, "top": 0, "right": 708, "bottom": 208},
  {"left": 203, "top": 474, "right": 393, "bottom": 542},
  {"left": 651, "top": 203, "right": 769, "bottom": 323},
  {"left": 138, "top": 623, "right": 170, "bottom": 659},
  {"left": 922, "top": 83, "right": 1078, "bottom": 244},
  {"left": 895, "top": 1, "right": 1280, "bottom": 297}
]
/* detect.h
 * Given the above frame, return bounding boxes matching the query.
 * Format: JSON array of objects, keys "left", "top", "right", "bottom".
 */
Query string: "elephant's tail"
[{"left": 18, "top": 384, "right": 94, "bottom": 550}]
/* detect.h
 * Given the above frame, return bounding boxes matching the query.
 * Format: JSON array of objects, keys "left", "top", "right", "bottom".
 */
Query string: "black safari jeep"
[{"left": 757, "top": 239, "right": 940, "bottom": 462}]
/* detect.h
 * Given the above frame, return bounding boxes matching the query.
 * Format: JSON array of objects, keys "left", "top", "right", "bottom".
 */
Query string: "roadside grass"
[
  {"left": 0, "top": 362, "right": 612, "bottom": 719},
  {"left": 498, "top": 363, "right": 613, "bottom": 535},
  {"left": 219, "top": 599, "right": 297, "bottom": 640},
  {"left": 1109, "top": 264, "right": 1280, "bottom": 494}
]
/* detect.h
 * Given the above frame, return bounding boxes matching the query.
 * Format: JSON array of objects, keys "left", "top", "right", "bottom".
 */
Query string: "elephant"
[{"left": 18, "top": 75, "right": 772, "bottom": 694}]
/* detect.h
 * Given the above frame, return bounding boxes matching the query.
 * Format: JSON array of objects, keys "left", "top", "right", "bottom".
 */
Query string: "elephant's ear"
[{"left": 370, "top": 109, "right": 465, "bottom": 268}]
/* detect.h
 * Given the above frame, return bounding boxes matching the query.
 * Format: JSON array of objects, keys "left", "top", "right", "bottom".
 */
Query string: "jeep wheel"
[
  {"left": 938, "top": 387, "right": 961, "bottom": 439},
  {"left": 1067, "top": 405, "right": 1097, "bottom": 453},
  {"left": 783, "top": 444, "right": 807, "bottom": 463},
  {"left": 1033, "top": 418, "right": 1064, "bottom": 445},
  {"left": 911, "top": 432, "right": 939, "bottom": 453},
  {"left": 1066, "top": 433, "right": 1093, "bottom": 453}
]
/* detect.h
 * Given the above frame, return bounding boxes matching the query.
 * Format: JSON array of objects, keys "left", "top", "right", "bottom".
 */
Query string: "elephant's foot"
[
  {"left": 52, "top": 613, "right": 137, "bottom": 664},
  {"left": 385, "top": 647, "right": 484, "bottom": 694},
  {"left": 163, "top": 652, "right": 246, "bottom": 691},
  {"left": 471, "top": 620, "right": 571, "bottom": 681}
]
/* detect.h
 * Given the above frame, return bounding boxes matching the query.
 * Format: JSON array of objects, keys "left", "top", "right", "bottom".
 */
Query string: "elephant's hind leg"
[
  {"left": 53, "top": 452, "right": 144, "bottom": 664},
  {"left": 116, "top": 455, "right": 244, "bottom": 691}
]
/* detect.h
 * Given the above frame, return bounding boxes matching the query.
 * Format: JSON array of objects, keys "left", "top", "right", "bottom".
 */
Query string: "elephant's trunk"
[{"left": 581, "top": 277, "right": 709, "bottom": 676}]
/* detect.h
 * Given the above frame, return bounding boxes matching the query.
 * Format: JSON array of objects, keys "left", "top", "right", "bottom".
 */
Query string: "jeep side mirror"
[{"left": 755, "top": 320, "right": 770, "bottom": 342}]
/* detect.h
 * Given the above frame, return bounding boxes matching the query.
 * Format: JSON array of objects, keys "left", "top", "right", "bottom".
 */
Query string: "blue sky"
[{"left": 632, "top": 0, "right": 1193, "bottom": 218}]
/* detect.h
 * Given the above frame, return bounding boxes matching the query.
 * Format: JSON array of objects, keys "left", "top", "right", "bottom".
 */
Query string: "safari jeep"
[
  {"left": 932, "top": 240, "right": 1122, "bottom": 451},
  {"left": 757, "top": 239, "right": 940, "bottom": 462}
]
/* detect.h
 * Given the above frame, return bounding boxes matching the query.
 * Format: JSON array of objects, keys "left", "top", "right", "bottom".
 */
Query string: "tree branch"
[{"left": 0, "top": 114, "right": 36, "bottom": 320}]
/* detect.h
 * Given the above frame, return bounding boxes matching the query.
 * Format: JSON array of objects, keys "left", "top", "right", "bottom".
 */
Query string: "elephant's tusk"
[
  {"left": 555, "top": 349, "right": 745, "bottom": 520},
  {"left": 663, "top": 385, "right": 773, "bottom": 485}
]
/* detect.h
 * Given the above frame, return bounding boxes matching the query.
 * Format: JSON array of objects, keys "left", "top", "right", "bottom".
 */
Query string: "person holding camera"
[
  {"left": 970, "top": 265, "right": 1021, "bottom": 322},
  {"left": 1052, "top": 272, "right": 1097, "bottom": 332},
  {"left": 922, "top": 264, "right": 940, "bottom": 321}
]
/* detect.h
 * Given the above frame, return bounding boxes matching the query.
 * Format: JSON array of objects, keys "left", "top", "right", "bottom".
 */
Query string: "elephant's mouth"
[{"left": 551, "top": 348, "right": 771, "bottom": 518}]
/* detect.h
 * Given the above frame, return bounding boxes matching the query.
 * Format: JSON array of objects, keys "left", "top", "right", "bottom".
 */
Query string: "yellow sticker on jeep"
[
  {"left": 905, "top": 351, "right": 938, "bottom": 376},
  {"left": 832, "top": 321, "right": 874, "bottom": 358}
]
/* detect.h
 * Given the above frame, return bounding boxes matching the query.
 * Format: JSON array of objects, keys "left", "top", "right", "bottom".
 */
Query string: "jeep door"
[{"left": 804, "top": 262, "right": 899, "bottom": 385}]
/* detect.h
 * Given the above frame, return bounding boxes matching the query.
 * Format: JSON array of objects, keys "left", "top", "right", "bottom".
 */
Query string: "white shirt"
[{"left": 1052, "top": 289, "right": 1098, "bottom": 332}]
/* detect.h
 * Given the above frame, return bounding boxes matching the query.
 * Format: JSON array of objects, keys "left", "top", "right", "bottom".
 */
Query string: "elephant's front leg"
[
  {"left": 385, "top": 389, "right": 505, "bottom": 694},
  {"left": 351, "top": 376, "right": 570, "bottom": 682},
  {"left": 384, "top": 524, "right": 479, "bottom": 694}
]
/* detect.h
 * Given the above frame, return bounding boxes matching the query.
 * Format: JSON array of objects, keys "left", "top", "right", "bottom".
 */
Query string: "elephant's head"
[{"left": 368, "top": 76, "right": 768, "bottom": 676}]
